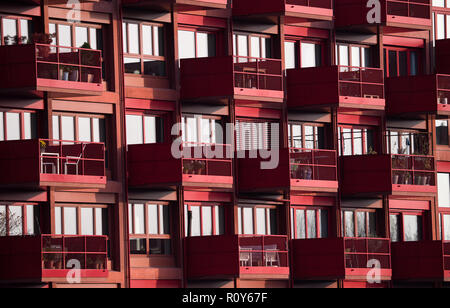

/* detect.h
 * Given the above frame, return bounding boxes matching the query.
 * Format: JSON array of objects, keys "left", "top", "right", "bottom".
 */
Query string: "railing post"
[{"left": 312, "top": 150, "right": 315, "bottom": 180}]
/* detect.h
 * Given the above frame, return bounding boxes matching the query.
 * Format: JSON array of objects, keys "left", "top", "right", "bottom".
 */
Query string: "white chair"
[
  {"left": 63, "top": 144, "right": 86, "bottom": 175},
  {"left": 240, "top": 250, "right": 252, "bottom": 267},
  {"left": 265, "top": 249, "right": 280, "bottom": 267}
]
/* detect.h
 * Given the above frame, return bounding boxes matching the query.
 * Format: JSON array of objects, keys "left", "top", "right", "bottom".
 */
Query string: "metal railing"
[
  {"left": 289, "top": 148, "right": 337, "bottom": 181},
  {"left": 181, "top": 142, "right": 233, "bottom": 177},
  {"left": 39, "top": 139, "right": 105, "bottom": 177},
  {"left": 338, "top": 66, "right": 385, "bottom": 99},
  {"left": 238, "top": 235, "right": 289, "bottom": 268},
  {"left": 35, "top": 43, "right": 102, "bottom": 84},
  {"left": 344, "top": 237, "right": 391, "bottom": 270},
  {"left": 386, "top": 0, "right": 431, "bottom": 20},
  {"left": 437, "top": 74, "right": 450, "bottom": 105},
  {"left": 41, "top": 235, "right": 108, "bottom": 270},
  {"left": 233, "top": 56, "right": 283, "bottom": 91},
  {"left": 391, "top": 154, "right": 435, "bottom": 186}
]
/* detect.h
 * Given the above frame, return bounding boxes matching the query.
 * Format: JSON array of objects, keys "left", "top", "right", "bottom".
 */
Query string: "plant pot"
[
  {"left": 69, "top": 70, "right": 79, "bottom": 82},
  {"left": 440, "top": 97, "right": 449, "bottom": 105},
  {"left": 414, "top": 176, "right": 421, "bottom": 185},
  {"left": 393, "top": 175, "right": 399, "bottom": 184},
  {"left": 87, "top": 73, "right": 95, "bottom": 83},
  {"left": 60, "top": 70, "right": 69, "bottom": 81},
  {"left": 420, "top": 176, "right": 428, "bottom": 186}
]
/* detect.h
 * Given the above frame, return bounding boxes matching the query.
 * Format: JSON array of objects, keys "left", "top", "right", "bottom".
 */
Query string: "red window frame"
[
  {"left": 335, "top": 43, "right": 373, "bottom": 67},
  {"left": 439, "top": 209, "right": 450, "bottom": 240},
  {"left": 433, "top": 6, "right": 450, "bottom": 40},
  {"left": 284, "top": 37, "right": 325, "bottom": 69},
  {"left": 178, "top": 25, "right": 221, "bottom": 59},
  {"left": 0, "top": 15, "right": 33, "bottom": 45},
  {"left": 54, "top": 204, "right": 109, "bottom": 236},
  {"left": 237, "top": 205, "right": 278, "bottom": 236},
  {"left": 341, "top": 208, "right": 379, "bottom": 238},
  {"left": 290, "top": 206, "right": 329, "bottom": 239},
  {"left": 0, "top": 203, "right": 39, "bottom": 236},
  {"left": 389, "top": 210, "right": 426, "bottom": 242},
  {"left": 338, "top": 125, "right": 378, "bottom": 156},
  {"left": 0, "top": 108, "right": 38, "bottom": 141},
  {"left": 384, "top": 46, "right": 422, "bottom": 77},
  {"left": 233, "top": 32, "right": 273, "bottom": 59},
  {"left": 125, "top": 110, "right": 169, "bottom": 145},
  {"left": 236, "top": 118, "right": 279, "bottom": 151},
  {"left": 185, "top": 203, "right": 226, "bottom": 237},
  {"left": 288, "top": 121, "right": 329, "bottom": 150}
]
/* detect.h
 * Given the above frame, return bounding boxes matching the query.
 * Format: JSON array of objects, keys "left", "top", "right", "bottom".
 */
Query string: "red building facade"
[{"left": 0, "top": 0, "right": 449, "bottom": 288}]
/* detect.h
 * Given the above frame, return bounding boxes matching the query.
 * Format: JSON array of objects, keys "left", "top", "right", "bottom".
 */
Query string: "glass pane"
[
  {"left": 353, "top": 129, "right": 363, "bottom": 155},
  {"left": 296, "top": 210, "right": 306, "bottom": 239},
  {"left": 20, "top": 19, "right": 30, "bottom": 42},
  {"left": 250, "top": 36, "right": 261, "bottom": 58},
  {"left": 344, "top": 211, "right": 355, "bottom": 237},
  {"left": 304, "top": 125, "right": 314, "bottom": 149},
  {"left": 243, "top": 207, "right": 254, "bottom": 235},
  {"left": 301, "top": 43, "right": 318, "bottom": 68},
  {"left": 388, "top": 50, "right": 397, "bottom": 77},
  {"left": 0, "top": 112, "right": 3, "bottom": 141},
  {"left": 78, "top": 117, "right": 92, "bottom": 142},
  {"left": 437, "top": 14, "right": 445, "bottom": 40},
  {"left": 161, "top": 205, "right": 170, "bottom": 234},
  {"left": 23, "top": 113, "right": 36, "bottom": 140},
  {"left": 55, "top": 207, "right": 62, "bottom": 235},
  {"left": 410, "top": 51, "right": 418, "bottom": 76},
  {"left": 122, "top": 23, "right": 127, "bottom": 53},
  {"left": 438, "top": 173, "right": 450, "bottom": 208},
  {"left": 154, "top": 26, "right": 164, "bottom": 56},
  {"left": 201, "top": 118, "right": 211, "bottom": 143},
  {"left": 81, "top": 208, "right": 94, "bottom": 235},
  {"left": 178, "top": 30, "right": 196, "bottom": 59},
  {"left": 202, "top": 206, "right": 213, "bottom": 236},
  {"left": 319, "top": 209, "right": 328, "bottom": 238},
  {"left": 436, "top": 120, "right": 449, "bottom": 145},
  {"left": 285, "top": 41, "right": 296, "bottom": 69},
  {"left": 351, "top": 46, "right": 361, "bottom": 67},
  {"left": 149, "top": 239, "right": 171, "bottom": 255},
  {"left": 89, "top": 28, "right": 97, "bottom": 50},
  {"left": 3, "top": 19, "right": 17, "bottom": 45},
  {"left": 307, "top": 210, "right": 317, "bottom": 239},
  {"left": 186, "top": 117, "right": 198, "bottom": 143},
  {"left": 52, "top": 115, "right": 59, "bottom": 141},
  {"left": 404, "top": 215, "right": 422, "bottom": 242},
  {"left": 339, "top": 45, "right": 349, "bottom": 66},
  {"left": 126, "top": 114, "right": 143, "bottom": 145},
  {"left": 390, "top": 215, "right": 401, "bottom": 242},
  {"left": 95, "top": 208, "right": 103, "bottom": 236},
  {"left": 6, "top": 112, "right": 20, "bottom": 141},
  {"left": 124, "top": 57, "right": 141, "bottom": 74},
  {"left": 342, "top": 128, "right": 352, "bottom": 156},
  {"left": 215, "top": 206, "right": 225, "bottom": 235},
  {"left": 196, "top": 32, "right": 209, "bottom": 58},
  {"left": 144, "top": 116, "right": 157, "bottom": 144},
  {"left": 357, "top": 212, "right": 367, "bottom": 237},
  {"left": 128, "top": 23, "right": 139, "bottom": 54},
  {"left": 238, "top": 207, "right": 242, "bottom": 235},
  {"left": 9, "top": 206, "right": 23, "bottom": 236},
  {"left": 142, "top": 25, "right": 153, "bottom": 56},
  {"left": 443, "top": 214, "right": 450, "bottom": 241},
  {"left": 368, "top": 212, "right": 377, "bottom": 238},
  {"left": 61, "top": 116, "right": 75, "bottom": 142},
  {"left": 75, "top": 26, "right": 88, "bottom": 47},
  {"left": 148, "top": 204, "right": 158, "bottom": 235},
  {"left": 26, "top": 205, "right": 35, "bottom": 235},
  {"left": 190, "top": 206, "right": 201, "bottom": 236},
  {"left": 58, "top": 24, "right": 72, "bottom": 47},
  {"left": 237, "top": 35, "right": 248, "bottom": 58},
  {"left": 256, "top": 208, "right": 266, "bottom": 235},
  {"left": 399, "top": 51, "right": 408, "bottom": 76},
  {"left": 133, "top": 204, "right": 145, "bottom": 234},
  {"left": 130, "top": 239, "right": 146, "bottom": 254},
  {"left": 0, "top": 206, "right": 5, "bottom": 236},
  {"left": 63, "top": 207, "right": 77, "bottom": 235}
]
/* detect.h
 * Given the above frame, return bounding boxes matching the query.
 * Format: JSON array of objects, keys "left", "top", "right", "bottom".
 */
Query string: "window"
[
  {"left": 129, "top": 203, "right": 171, "bottom": 255},
  {"left": 233, "top": 33, "right": 272, "bottom": 59},
  {"left": 0, "top": 110, "right": 37, "bottom": 141},
  {"left": 237, "top": 205, "right": 277, "bottom": 235},
  {"left": 341, "top": 209, "right": 378, "bottom": 238},
  {"left": 184, "top": 204, "right": 225, "bottom": 237},
  {"left": 182, "top": 115, "right": 223, "bottom": 144},
  {"left": 290, "top": 207, "right": 328, "bottom": 239},
  {"left": 386, "top": 130, "right": 430, "bottom": 155},
  {"left": 439, "top": 212, "right": 450, "bottom": 240},
  {"left": 178, "top": 28, "right": 216, "bottom": 59},
  {"left": 284, "top": 40, "right": 323, "bottom": 69},
  {"left": 390, "top": 212, "right": 424, "bottom": 242},
  {"left": 0, "top": 204, "right": 39, "bottom": 236},
  {"left": 52, "top": 113, "right": 106, "bottom": 144},
  {"left": 236, "top": 119, "right": 279, "bottom": 151},
  {"left": 55, "top": 205, "right": 108, "bottom": 236},
  {"left": 336, "top": 44, "right": 372, "bottom": 67},
  {"left": 436, "top": 120, "right": 449, "bottom": 145},
  {"left": 384, "top": 47, "right": 421, "bottom": 77},
  {"left": 1, "top": 16, "right": 33, "bottom": 45},
  {"left": 338, "top": 125, "right": 376, "bottom": 156},
  {"left": 438, "top": 173, "right": 450, "bottom": 208},
  {"left": 288, "top": 122, "right": 327, "bottom": 149},
  {"left": 126, "top": 113, "right": 165, "bottom": 145},
  {"left": 123, "top": 21, "right": 165, "bottom": 76}
]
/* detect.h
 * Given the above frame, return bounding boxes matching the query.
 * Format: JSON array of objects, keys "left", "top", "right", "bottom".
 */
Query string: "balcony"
[
  {"left": 233, "top": 0, "right": 333, "bottom": 22},
  {"left": 0, "top": 235, "right": 108, "bottom": 282},
  {"left": 392, "top": 241, "right": 450, "bottom": 281},
  {"left": 387, "top": 74, "right": 450, "bottom": 116},
  {"left": 186, "top": 235, "right": 289, "bottom": 280},
  {"left": 128, "top": 142, "right": 233, "bottom": 189},
  {"left": 0, "top": 139, "right": 106, "bottom": 189},
  {"left": 122, "top": 0, "right": 228, "bottom": 10},
  {"left": 180, "top": 56, "right": 284, "bottom": 104},
  {"left": 340, "top": 154, "right": 436, "bottom": 196},
  {"left": 436, "top": 39, "right": 450, "bottom": 74},
  {"left": 293, "top": 237, "right": 392, "bottom": 281},
  {"left": 290, "top": 148, "right": 338, "bottom": 192},
  {"left": 287, "top": 66, "right": 385, "bottom": 111},
  {"left": 336, "top": 0, "right": 431, "bottom": 31},
  {"left": 0, "top": 44, "right": 104, "bottom": 97}
]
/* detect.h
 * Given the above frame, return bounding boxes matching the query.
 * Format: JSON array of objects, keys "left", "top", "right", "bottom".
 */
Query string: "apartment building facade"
[{"left": 0, "top": 0, "right": 449, "bottom": 288}]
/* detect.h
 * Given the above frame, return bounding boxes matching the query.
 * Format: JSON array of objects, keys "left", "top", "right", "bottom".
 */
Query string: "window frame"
[
  {"left": 0, "top": 203, "right": 39, "bottom": 236},
  {"left": 236, "top": 118, "right": 278, "bottom": 151},
  {"left": 335, "top": 43, "right": 373, "bottom": 68},
  {"left": 178, "top": 25, "right": 219, "bottom": 59},
  {"left": 290, "top": 206, "right": 329, "bottom": 239},
  {"left": 288, "top": 121, "right": 328, "bottom": 150},
  {"left": 0, "top": 108, "right": 38, "bottom": 141},
  {"left": 390, "top": 210, "right": 426, "bottom": 242},
  {"left": 384, "top": 46, "right": 422, "bottom": 78},
  {"left": 385, "top": 129, "right": 431, "bottom": 155},
  {"left": 338, "top": 124, "right": 377, "bottom": 156},
  {"left": 185, "top": 203, "right": 226, "bottom": 237},
  {"left": 125, "top": 110, "right": 167, "bottom": 145},
  {"left": 237, "top": 205, "right": 278, "bottom": 236},
  {"left": 284, "top": 37, "right": 325, "bottom": 69},
  {"left": 233, "top": 32, "right": 273, "bottom": 59},
  {"left": 0, "top": 15, "right": 34, "bottom": 46},
  {"left": 181, "top": 114, "right": 224, "bottom": 144},
  {"left": 54, "top": 203, "right": 108, "bottom": 236}
]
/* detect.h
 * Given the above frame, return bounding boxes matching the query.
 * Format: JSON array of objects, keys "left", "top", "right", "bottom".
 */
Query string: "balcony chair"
[
  {"left": 239, "top": 250, "right": 252, "bottom": 267},
  {"left": 264, "top": 249, "right": 280, "bottom": 267},
  {"left": 63, "top": 144, "right": 86, "bottom": 175}
]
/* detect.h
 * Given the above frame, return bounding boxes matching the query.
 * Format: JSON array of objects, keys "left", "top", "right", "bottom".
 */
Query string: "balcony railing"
[
  {"left": 438, "top": 74, "right": 450, "bottom": 105},
  {"left": 41, "top": 235, "right": 108, "bottom": 271},
  {"left": 391, "top": 154, "right": 435, "bottom": 186},
  {"left": 338, "top": 66, "right": 385, "bottom": 99},
  {"left": 290, "top": 148, "right": 337, "bottom": 181},
  {"left": 39, "top": 139, "right": 105, "bottom": 178},
  {"left": 386, "top": 0, "right": 431, "bottom": 20},
  {"left": 36, "top": 44, "right": 102, "bottom": 84},
  {"left": 286, "top": 0, "right": 332, "bottom": 9},
  {"left": 238, "top": 235, "right": 289, "bottom": 268},
  {"left": 181, "top": 142, "right": 233, "bottom": 177},
  {"left": 233, "top": 56, "right": 283, "bottom": 92},
  {"left": 344, "top": 237, "right": 391, "bottom": 270}
]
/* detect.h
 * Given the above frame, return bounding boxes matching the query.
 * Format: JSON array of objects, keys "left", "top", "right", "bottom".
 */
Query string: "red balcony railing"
[
  {"left": 386, "top": 0, "right": 431, "bottom": 20},
  {"left": 338, "top": 66, "right": 385, "bottom": 99},
  {"left": 181, "top": 142, "right": 233, "bottom": 177},
  {"left": 238, "top": 235, "right": 289, "bottom": 269},
  {"left": 292, "top": 237, "right": 392, "bottom": 280},
  {"left": 39, "top": 139, "right": 105, "bottom": 178},
  {"left": 186, "top": 235, "right": 290, "bottom": 279},
  {"left": 286, "top": 0, "right": 332, "bottom": 9},
  {"left": 391, "top": 154, "right": 435, "bottom": 186},
  {"left": 41, "top": 235, "right": 108, "bottom": 272},
  {"left": 233, "top": 56, "right": 283, "bottom": 92},
  {"left": 290, "top": 148, "right": 337, "bottom": 181},
  {"left": 36, "top": 44, "right": 102, "bottom": 84},
  {"left": 437, "top": 74, "right": 450, "bottom": 105}
]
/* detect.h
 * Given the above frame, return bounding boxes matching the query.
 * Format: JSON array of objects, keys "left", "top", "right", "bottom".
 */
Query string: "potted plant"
[
  {"left": 60, "top": 65, "right": 71, "bottom": 81},
  {"left": 31, "top": 33, "right": 56, "bottom": 59},
  {"left": 439, "top": 92, "right": 448, "bottom": 105},
  {"left": 393, "top": 173, "right": 399, "bottom": 184},
  {"left": 404, "top": 173, "right": 412, "bottom": 185},
  {"left": 194, "top": 160, "right": 204, "bottom": 175},
  {"left": 4, "top": 35, "right": 27, "bottom": 45},
  {"left": 291, "top": 164, "right": 299, "bottom": 179}
]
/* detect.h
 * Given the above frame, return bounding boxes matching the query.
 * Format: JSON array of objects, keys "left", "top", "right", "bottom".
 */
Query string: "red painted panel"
[
  {"left": 125, "top": 98, "right": 176, "bottom": 111},
  {"left": 130, "top": 279, "right": 181, "bottom": 288},
  {"left": 389, "top": 199, "right": 430, "bottom": 210},
  {"left": 337, "top": 114, "right": 381, "bottom": 126},
  {"left": 383, "top": 36, "right": 425, "bottom": 48},
  {"left": 284, "top": 25, "right": 329, "bottom": 39},
  {"left": 290, "top": 195, "right": 335, "bottom": 206},
  {"left": 184, "top": 191, "right": 232, "bottom": 202},
  {"left": 437, "top": 161, "right": 450, "bottom": 172},
  {"left": 178, "top": 13, "right": 227, "bottom": 28},
  {"left": 235, "top": 106, "right": 282, "bottom": 119},
  {"left": 436, "top": 39, "right": 450, "bottom": 75}
]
